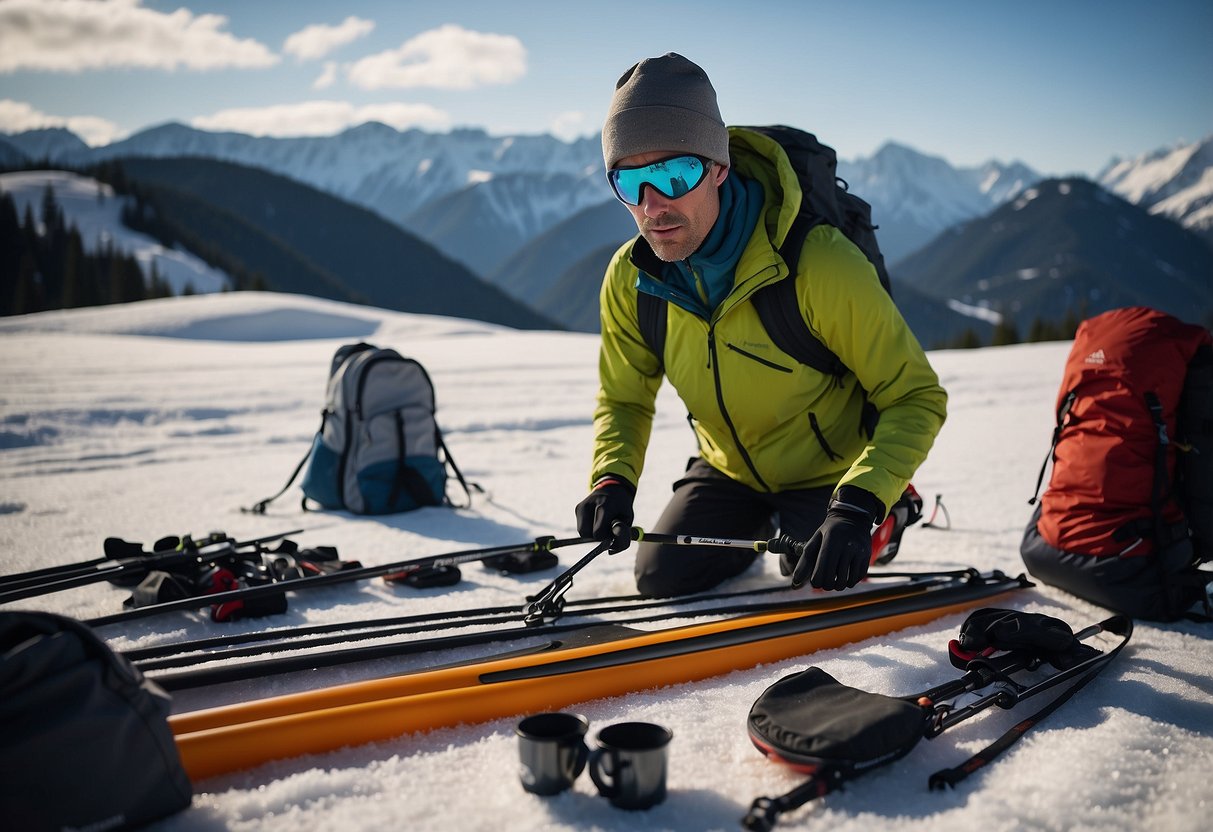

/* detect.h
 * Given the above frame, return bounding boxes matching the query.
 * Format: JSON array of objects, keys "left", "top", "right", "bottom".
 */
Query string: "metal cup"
[
  {"left": 588, "top": 721, "right": 673, "bottom": 810},
  {"left": 516, "top": 712, "right": 590, "bottom": 796}
]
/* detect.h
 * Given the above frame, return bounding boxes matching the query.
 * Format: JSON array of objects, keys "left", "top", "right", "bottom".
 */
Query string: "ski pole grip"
[
  {"left": 608, "top": 521, "right": 630, "bottom": 554},
  {"left": 766, "top": 534, "right": 809, "bottom": 560}
]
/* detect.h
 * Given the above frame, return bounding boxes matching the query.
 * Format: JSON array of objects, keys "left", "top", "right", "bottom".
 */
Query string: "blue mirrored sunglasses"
[{"left": 607, "top": 154, "right": 712, "bottom": 206}]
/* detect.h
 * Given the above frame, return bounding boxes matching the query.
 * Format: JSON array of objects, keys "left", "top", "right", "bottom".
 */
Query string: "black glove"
[
  {"left": 956, "top": 608, "right": 1100, "bottom": 671},
  {"left": 575, "top": 476, "right": 634, "bottom": 553},
  {"left": 789, "top": 489, "right": 882, "bottom": 591}
]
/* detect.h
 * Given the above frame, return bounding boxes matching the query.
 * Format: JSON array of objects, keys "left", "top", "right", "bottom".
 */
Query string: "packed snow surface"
[{"left": 0, "top": 293, "right": 1208, "bottom": 832}]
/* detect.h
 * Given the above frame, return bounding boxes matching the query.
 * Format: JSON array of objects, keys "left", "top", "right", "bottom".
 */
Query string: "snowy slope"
[
  {"left": 0, "top": 170, "right": 231, "bottom": 295},
  {"left": 0, "top": 293, "right": 1208, "bottom": 832}
]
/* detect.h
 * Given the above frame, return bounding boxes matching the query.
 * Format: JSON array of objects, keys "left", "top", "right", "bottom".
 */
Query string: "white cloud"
[
  {"left": 283, "top": 16, "right": 375, "bottom": 61},
  {"left": 550, "top": 111, "right": 594, "bottom": 142},
  {"left": 0, "top": 99, "right": 123, "bottom": 146},
  {"left": 346, "top": 24, "right": 525, "bottom": 90},
  {"left": 0, "top": 0, "right": 278, "bottom": 73},
  {"left": 313, "top": 62, "right": 340, "bottom": 90},
  {"left": 189, "top": 100, "right": 451, "bottom": 138}
]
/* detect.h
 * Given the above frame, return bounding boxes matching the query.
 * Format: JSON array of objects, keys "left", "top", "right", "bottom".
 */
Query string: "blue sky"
[{"left": 1, "top": 0, "right": 1210, "bottom": 176}]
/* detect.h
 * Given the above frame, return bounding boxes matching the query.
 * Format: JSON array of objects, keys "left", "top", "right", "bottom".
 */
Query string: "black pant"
[{"left": 634, "top": 458, "right": 833, "bottom": 597}]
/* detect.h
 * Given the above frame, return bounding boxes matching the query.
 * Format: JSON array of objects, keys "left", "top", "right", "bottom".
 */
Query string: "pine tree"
[
  {"left": 0, "top": 193, "right": 22, "bottom": 315},
  {"left": 990, "top": 314, "right": 1021, "bottom": 347},
  {"left": 120, "top": 255, "right": 148, "bottom": 303},
  {"left": 13, "top": 253, "right": 42, "bottom": 315},
  {"left": 1061, "top": 303, "right": 1088, "bottom": 339},
  {"left": 61, "top": 229, "right": 85, "bottom": 308},
  {"left": 1027, "top": 316, "right": 1063, "bottom": 343},
  {"left": 37, "top": 187, "right": 66, "bottom": 308},
  {"left": 956, "top": 328, "right": 984, "bottom": 349}
]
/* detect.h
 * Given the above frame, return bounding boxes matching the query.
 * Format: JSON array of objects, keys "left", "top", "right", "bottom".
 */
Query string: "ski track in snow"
[{"left": 0, "top": 292, "right": 1208, "bottom": 832}]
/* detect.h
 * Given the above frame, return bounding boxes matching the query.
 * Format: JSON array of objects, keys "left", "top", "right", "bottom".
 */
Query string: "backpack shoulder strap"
[
  {"left": 634, "top": 247, "right": 846, "bottom": 380},
  {"left": 752, "top": 265, "right": 880, "bottom": 437},
  {"left": 636, "top": 290, "right": 667, "bottom": 371},
  {"left": 751, "top": 271, "right": 846, "bottom": 378}
]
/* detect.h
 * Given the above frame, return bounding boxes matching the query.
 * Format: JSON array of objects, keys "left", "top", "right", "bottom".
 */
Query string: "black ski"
[
  {"left": 143, "top": 571, "right": 1017, "bottom": 691},
  {"left": 126, "top": 569, "right": 972, "bottom": 669}
]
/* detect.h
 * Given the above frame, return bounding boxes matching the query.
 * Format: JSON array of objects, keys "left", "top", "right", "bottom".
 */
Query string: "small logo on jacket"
[{"left": 1084, "top": 349, "right": 1106, "bottom": 365}]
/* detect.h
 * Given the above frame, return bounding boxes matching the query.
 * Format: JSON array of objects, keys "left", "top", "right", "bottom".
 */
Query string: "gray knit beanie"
[{"left": 602, "top": 53, "right": 730, "bottom": 170}]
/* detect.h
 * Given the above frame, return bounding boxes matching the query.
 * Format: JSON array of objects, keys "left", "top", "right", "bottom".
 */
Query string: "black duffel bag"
[{"left": 0, "top": 611, "right": 193, "bottom": 831}]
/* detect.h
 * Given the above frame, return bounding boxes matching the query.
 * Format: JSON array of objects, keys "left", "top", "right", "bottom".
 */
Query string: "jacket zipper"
[
  {"left": 808, "top": 412, "right": 843, "bottom": 461},
  {"left": 725, "top": 342, "right": 793, "bottom": 373},
  {"left": 708, "top": 324, "right": 770, "bottom": 491}
]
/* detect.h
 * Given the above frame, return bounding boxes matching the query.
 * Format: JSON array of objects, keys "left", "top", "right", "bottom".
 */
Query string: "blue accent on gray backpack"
[{"left": 246, "top": 342, "right": 477, "bottom": 515}]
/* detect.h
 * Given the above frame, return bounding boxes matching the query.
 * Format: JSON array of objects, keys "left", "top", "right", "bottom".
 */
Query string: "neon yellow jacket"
[{"left": 591, "top": 128, "right": 947, "bottom": 516}]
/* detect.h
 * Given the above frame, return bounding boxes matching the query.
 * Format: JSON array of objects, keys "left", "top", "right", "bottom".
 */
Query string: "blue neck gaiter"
[{"left": 668, "top": 171, "right": 764, "bottom": 316}]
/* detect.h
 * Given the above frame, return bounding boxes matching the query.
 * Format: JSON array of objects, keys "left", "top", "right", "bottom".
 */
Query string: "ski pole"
[
  {"left": 928, "top": 619, "right": 1130, "bottom": 789},
  {"left": 743, "top": 769, "right": 842, "bottom": 832},
  {"left": 522, "top": 537, "right": 616, "bottom": 625},
  {"left": 631, "top": 529, "right": 808, "bottom": 557},
  {"left": 0, "top": 530, "right": 303, "bottom": 604},
  {"left": 0, "top": 556, "right": 110, "bottom": 590},
  {"left": 0, "top": 541, "right": 236, "bottom": 603},
  {"left": 923, "top": 615, "right": 1130, "bottom": 735},
  {"left": 0, "top": 530, "right": 303, "bottom": 593},
  {"left": 742, "top": 609, "right": 1126, "bottom": 829},
  {"left": 86, "top": 534, "right": 591, "bottom": 627}
]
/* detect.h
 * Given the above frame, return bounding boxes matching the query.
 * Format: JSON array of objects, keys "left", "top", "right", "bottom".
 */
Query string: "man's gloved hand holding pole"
[
  {"left": 575, "top": 476, "right": 635, "bottom": 553},
  {"left": 780, "top": 486, "right": 886, "bottom": 591}
]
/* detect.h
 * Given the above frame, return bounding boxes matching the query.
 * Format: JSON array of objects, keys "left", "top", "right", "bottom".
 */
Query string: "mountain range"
[
  {"left": 895, "top": 177, "right": 1213, "bottom": 337},
  {"left": 0, "top": 122, "right": 1051, "bottom": 271},
  {"left": 3, "top": 123, "right": 1210, "bottom": 344}
]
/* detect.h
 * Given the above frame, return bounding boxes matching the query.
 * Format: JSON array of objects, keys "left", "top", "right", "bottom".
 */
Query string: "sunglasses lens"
[{"left": 609, "top": 156, "right": 708, "bottom": 205}]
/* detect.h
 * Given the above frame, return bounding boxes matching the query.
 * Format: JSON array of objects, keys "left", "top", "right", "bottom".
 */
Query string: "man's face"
[{"left": 614, "top": 151, "right": 729, "bottom": 262}]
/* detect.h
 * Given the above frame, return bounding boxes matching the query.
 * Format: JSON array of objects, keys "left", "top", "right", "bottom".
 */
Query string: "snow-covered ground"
[
  {"left": 0, "top": 170, "right": 231, "bottom": 295},
  {"left": 0, "top": 293, "right": 1208, "bottom": 832}
]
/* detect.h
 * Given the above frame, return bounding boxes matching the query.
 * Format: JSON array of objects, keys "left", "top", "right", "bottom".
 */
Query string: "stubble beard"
[{"left": 641, "top": 211, "right": 700, "bottom": 262}]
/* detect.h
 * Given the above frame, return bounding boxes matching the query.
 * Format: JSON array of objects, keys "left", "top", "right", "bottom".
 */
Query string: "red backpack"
[
  {"left": 1033, "top": 308, "right": 1213, "bottom": 560},
  {"left": 1023, "top": 306, "right": 1213, "bottom": 618}
]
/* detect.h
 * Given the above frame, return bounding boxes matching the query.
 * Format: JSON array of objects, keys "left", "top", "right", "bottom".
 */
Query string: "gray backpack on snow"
[{"left": 249, "top": 342, "right": 473, "bottom": 515}]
